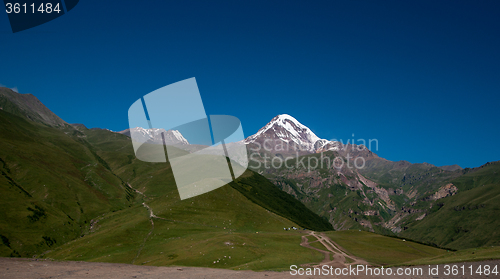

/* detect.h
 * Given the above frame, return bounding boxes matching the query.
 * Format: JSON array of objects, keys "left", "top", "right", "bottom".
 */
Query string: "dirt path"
[
  {"left": 129, "top": 186, "right": 156, "bottom": 264},
  {"left": 299, "top": 234, "right": 333, "bottom": 266},
  {"left": 0, "top": 258, "right": 285, "bottom": 279},
  {"left": 314, "top": 232, "right": 369, "bottom": 266},
  {"left": 2, "top": 257, "right": 499, "bottom": 279},
  {"left": 299, "top": 231, "right": 369, "bottom": 268}
]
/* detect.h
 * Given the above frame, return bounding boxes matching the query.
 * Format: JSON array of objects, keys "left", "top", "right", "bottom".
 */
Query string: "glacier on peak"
[
  {"left": 244, "top": 114, "right": 339, "bottom": 153},
  {"left": 123, "top": 127, "right": 189, "bottom": 145}
]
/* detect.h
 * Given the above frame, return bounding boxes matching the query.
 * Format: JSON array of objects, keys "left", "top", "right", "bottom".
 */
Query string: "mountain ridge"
[
  {"left": 118, "top": 127, "right": 190, "bottom": 145},
  {"left": 242, "top": 114, "right": 499, "bottom": 250},
  {"left": 0, "top": 87, "right": 67, "bottom": 127},
  {"left": 2, "top": 89, "right": 498, "bottom": 253},
  {"left": 0, "top": 93, "right": 332, "bottom": 262}
]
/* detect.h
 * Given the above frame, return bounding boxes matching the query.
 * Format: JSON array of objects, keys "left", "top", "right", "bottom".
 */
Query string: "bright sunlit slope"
[
  {"left": 44, "top": 182, "right": 324, "bottom": 270},
  {"left": 42, "top": 127, "right": 332, "bottom": 270},
  {"left": 323, "top": 230, "right": 447, "bottom": 266}
]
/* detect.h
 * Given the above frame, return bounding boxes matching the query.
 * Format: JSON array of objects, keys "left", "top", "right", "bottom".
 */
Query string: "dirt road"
[
  {"left": 1, "top": 257, "right": 499, "bottom": 279},
  {"left": 300, "top": 231, "right": 370, "bottom": 267}
]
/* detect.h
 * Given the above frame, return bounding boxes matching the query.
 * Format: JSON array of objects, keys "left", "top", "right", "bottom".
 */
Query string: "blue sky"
[{"left": 1, "top": 0, "right": 499, "bottom": 168}]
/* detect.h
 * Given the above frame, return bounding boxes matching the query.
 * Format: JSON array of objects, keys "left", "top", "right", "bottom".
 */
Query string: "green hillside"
[
  {"left": 402, "top": 246, "right": 500, "bottom": 266},
  {"left": 401, "top": 162, "right": 500, "bottom": 250},
  {"left": 324, "top": 230, "right": 447, "bottom": 266},
  {"left": 0, "top": 110, "right": 136, "bottom": 257},
  {"left": 39, "top": 127, "right": 330, "bottom": 269},
  {"left": 360, "top": 159, "right": 461, "bottom": 196},
  {"left": 1, "top": 87, "right": 499, "bottom": 269},
  {"left": 250, "top": 142, "right": 500, "bottom": 256},
  {"left": 43, "top": 181, "right": 324, "bottom": 270},
  {"left": 0, "top": 100, "right": 330, "bottom": 269},
  {"left": 81, "top": 127, "right": 332, "bottom": 231}
]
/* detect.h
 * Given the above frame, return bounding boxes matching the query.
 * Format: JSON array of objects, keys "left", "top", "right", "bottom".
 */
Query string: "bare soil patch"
[{"left": 1, "top": 257, "right": 499, "bottom": 279}]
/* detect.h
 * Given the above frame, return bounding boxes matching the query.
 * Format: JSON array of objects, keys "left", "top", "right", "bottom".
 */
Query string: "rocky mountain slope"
[
  {"left": 244, "top": 114, "right": 321, "bottom": 153},
  {"left": 0, "top": 87, "right": 66, "bottom": 127},
  {"left": 72, "top": 112, "right": 498, "bottom": 250},
  {"left": 439, "top": 164, "right": 463, "bottom": 171},
  {"left": 400, "top": 161, "right": 500, "bottom": 249},
  {"left": 244, "top": 114, "right": 497, "bottom": 249},
  {"left": 244, "top": 114, "right": 345, "bottom": 156}
]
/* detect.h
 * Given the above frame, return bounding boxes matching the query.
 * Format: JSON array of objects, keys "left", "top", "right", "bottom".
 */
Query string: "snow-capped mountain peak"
[
  {"left": 119, "top": 127, "right": 189, "bottom": 145},
  {"left": 170, "top": 129, "right": 190, "bottom": 144},
  {"left": 245, "top": 114, "right": 327, "bottom": 152}
]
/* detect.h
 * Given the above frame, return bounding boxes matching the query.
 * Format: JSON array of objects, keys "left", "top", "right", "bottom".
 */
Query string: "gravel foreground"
[{"left": 1, "top": 257, "right": 499, "bottom": 279}]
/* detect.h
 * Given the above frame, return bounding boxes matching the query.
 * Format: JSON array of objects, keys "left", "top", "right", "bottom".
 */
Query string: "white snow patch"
[{"left": 245, "top": 114, "right": 338, "bottom": 152}]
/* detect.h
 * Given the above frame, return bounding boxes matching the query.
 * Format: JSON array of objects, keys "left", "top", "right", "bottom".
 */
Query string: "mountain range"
[
  {"left": 120, "top": 111, "right": 500, "bottom": 250},
  {"left": 241, "top": 113, "right": 499, "bottom": 250},
  {"left": 119, "top": 127, "right": 190, "bottom": 145},
  {"left": 0, "top": 87, "right": 331, "bottom": 264},
  {"left": 0, "top": 86, "right": 499, "bottom": 264}
]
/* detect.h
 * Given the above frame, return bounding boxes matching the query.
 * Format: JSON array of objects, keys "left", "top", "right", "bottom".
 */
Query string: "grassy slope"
[
  {"left": 45, "top": 185, "right": 324, "bottom": 271},
  {"left": 307, "top": 238, "right": 328, "bottom": 251},
  {"left": 0, "top": 110, "right": 136, "bottom": 257},
  {"left": 403, "top": 246, "right": 500, "bottom": 266},
  {"left": 322, "top": 230, "right": 500, "bottom": 266},
  {"left": 401, "top": 162, "right": 500, "bottom": 250},
  {"left": 37, "top": 127, "right": 329, "bottom": 269},
  {"left": 83, "top": 128, "right": 332, "bottom": 232},
  {"left": 231, "top": 172, "right": 333, "bottom": 231},
  {"left": 324, "top": 230, "right": 447, "bottom": 266}
]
